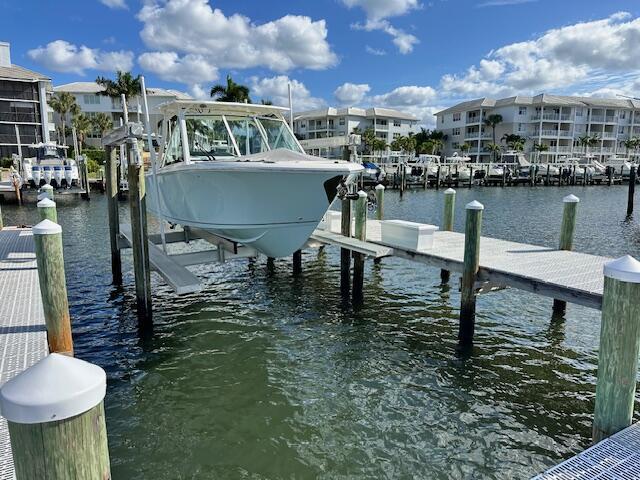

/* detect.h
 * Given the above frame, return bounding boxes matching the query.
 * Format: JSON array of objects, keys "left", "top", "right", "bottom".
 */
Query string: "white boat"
[
  {"left": 145, "top": 100, "right": 363, "bottom": 258},
  {"left": 22, "top": 143, "right": 79, "bottom": 188},
  {"left": 501, "top": 151, "right": 532, "bottom": 183},
  {"left": 606, "top": 156, "right": 635, "bottom": 180},
  {"left": 487, "top": 163, "right": 504, "bottom": 182},
  {"left": 444, "top": 154, "right": 472, "bottom": 182}
]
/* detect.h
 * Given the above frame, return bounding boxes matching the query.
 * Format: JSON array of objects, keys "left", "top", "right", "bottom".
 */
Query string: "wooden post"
[
  {"left": 105, "top": 146, "right": 122, "bottom": 285},
  {"left": 292, "top": 249, "right": 302, "bottom": 275},
  {"left": 32, "top": 220, "right": 73, "bottom": 355},
  {"left": 0, "top": 353, "right": 111, "bottom": 479},
  {"left": 37, "top": 198, "right": 57, "bottom": 223},
  {"left": 436, "top": 165, "right": 441, "bottom": 190},
  {"left": 583, "top": 164, "right": 588, "bottom": 186},
  {"left": 127, "top": 141, "right": 152, "bottom": 320},
  {"left": 626, "top": 166, "right": 636, "bottom": 217},
  {"left": 469, "top": 166, "right": 473, "bottom": 188},
  {"left": 352, "top": 190, "right": 367, "bottom": 302},
  {"left": 458, "top": 200, "right": 484, "bottom": 349},
  {"left": 40, "top": 184, "right": 54, "bottom": 201},
  {"left": 340, "top": 195, "right": 352, "bottom": 294},
  {"left": 375, "top": 183, "right": 384, "bottom": 220},
  {"left": 441, "top": 188, "right": 456, "bottom": 283},
  {"left": 399, "top": 166, "right": 405, "bottom": 197},
  {"left": 552, "top": 194, "right": 579, "bottom": 315},
  {"left": 546, "top": 164, "right": 551, "bottom": 186},
  {"left": 501, "top": 165, "right": 506, "bottom": 187},
  {"left": 608, "top": 166, "right": 613, "bottom": 186},
  {"left": 0, "top": 202, "right": 3, "bottom": 230},
  {"left": 592, "top": 255, "right": 640, "bottom": 443},
  {"left": 12, "top": 175, "right": 21, "bottom": 205},
  {"left": 82, "top": 158, "right": 91, "bottom": 200}
]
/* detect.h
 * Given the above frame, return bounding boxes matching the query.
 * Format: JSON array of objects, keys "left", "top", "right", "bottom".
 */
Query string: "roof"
[
  {"left": 0, "top": 64, "right": 50, "bottom": 82},
  {"left": 54, "top": 82, "right": 191, "bottom": 99},
  {"left": 436, "top": 94, "right": 640, "bottom": 115},
  {"left": 294, "top": 106, "right": 418, "bottom": 121},
  {"left": 156, "top": 99, "right": 290, "bottom": 117}
]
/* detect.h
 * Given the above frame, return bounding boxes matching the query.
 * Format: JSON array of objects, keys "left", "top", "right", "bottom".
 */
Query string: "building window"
[
  {"left": 339, "top": 117, "right": 345, "bottom": 126},
  {"left": 620, "top": 111, "right": 627, "bottom": 120},
  {"left": 452, "top": 142, "right": 460, "bottom": 149},
  {"left": 575, "top": 108, "right": 583, "bottom": 116},
  {"left": 83, "top": 94, "right": 100, "bottom": 105},
  {"left": 453, "top": 113, "right": 461, "bottom": 122},
  {"left": 518, "top": 123, "right": 525, "bottom": 132},
  {"left": 452, "top": 128, "right": 461, "bottom": 136},
  {"left": 300, "top": 122, "right": 306, "bottom": 129},
  {"left": 393, "top": 120, "right": 401, "bottom": 127},
  {"left": 376, "top": 118, "right": 387, "bottom": 126},
  {"left": 519, "top": 107, "right": 527, "bottom": 115},
  {"left": 619, "top": 126, "right": 625, "bottom": 134}
]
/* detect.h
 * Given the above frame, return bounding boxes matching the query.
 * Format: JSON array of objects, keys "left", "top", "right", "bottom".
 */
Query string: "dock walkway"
[
  {"left": 0, "top": 227, "right": 48, "bottom": 479},
  {"left": 312, "top": 219, "right": 606, "bottom": 310}
]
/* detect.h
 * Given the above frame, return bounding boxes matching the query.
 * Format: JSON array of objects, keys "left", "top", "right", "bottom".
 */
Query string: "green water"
[{"left": 3, "top": 185, "right": 640, "bottom": 479}]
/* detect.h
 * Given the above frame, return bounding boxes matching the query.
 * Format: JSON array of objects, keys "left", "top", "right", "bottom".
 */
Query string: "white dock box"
[
  {"left": 320, "top": 210, "right": 355, "bottom": 235},
  {"left": 380, "top": 220, "right": 439, "bottom": 251}
]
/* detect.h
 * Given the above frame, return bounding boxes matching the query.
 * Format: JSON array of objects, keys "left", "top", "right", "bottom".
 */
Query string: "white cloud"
[
  {"left": 371, "top": 85, "right": 436, "bottom": 106},
  {"left": 188, "top": 84, "right": 208, "bottom": 99},
  {"left": 249, "top": 76, "right": 325, "bottom": 111},
  {"left": 138, "top": 52, "right": 218, "bottom": 84},
  {"left": 477, "top": 0, "right": 537, "bottom": 7},
  {"left": 365, "top": 45, "right": 386, "bottom": 56},
  {"left": 353, "top": 20, "right": 418, "bottom": 54},
  {"left": 100, "top": 0, "right": 127, "bottom": 9},
  {"left": 27, "top": 40, "right": 134, "bottom": 75},
  {"left": 138, "top": 0, "right": 337, "bottom": 71},
  {"left": 334, "top": 83, "right": 371, "bottom": 104},
  {"left": 341, "top": 0, "right": 420, "bottom": 21}
]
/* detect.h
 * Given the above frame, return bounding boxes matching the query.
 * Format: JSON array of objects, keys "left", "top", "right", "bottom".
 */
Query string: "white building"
[
  {"left": 0, "top": 42, "right": 54, "bottom": 158},
  {"left": 53, "top": 82, "right": 191, "bottom": 148},
  {"left": 435, "top": 94, "right": 640, "bottom": 162},
  {"left": 293, "top": 107, "right": 418, "bottom": 158}
]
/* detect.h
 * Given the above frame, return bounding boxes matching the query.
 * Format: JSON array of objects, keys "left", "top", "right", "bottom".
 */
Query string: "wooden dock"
[
  {"left": 313, "top": 218, "right": 606, "bottom": 310},
  {"left": 0, "top": 227, "right": 48, "bottom": 479}
]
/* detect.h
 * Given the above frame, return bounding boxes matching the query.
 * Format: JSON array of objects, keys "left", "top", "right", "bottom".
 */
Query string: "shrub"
[
  {"left": 86, "top": 158, "right": 101, "bottom": 174},
  {"left": 82, "top": 148, "right": 106, "bottom": 165}
]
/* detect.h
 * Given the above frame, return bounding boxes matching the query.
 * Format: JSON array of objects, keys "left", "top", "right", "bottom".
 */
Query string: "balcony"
[
  {"left": 464, "top": 132, "right": 491, "bottom": 140},
  {"left": 532, "top": 130, "right": 573, "bottom": 137},
  {"left": 546, "top": 145, "right": 573, "bottom": 153},
  {"left": 466, "top": 117, "right": 483, "bottom": 125},
  {"left": 590, "top": 115, "right": 605, "bottom": 122},
  {"left": 602, "top": 133, "right": 617, "bottom": 140}
]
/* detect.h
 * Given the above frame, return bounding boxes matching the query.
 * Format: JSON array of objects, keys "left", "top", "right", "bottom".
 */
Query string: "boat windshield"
[{"left": 181, "top": 114, "right": 302, "bottom": 161}]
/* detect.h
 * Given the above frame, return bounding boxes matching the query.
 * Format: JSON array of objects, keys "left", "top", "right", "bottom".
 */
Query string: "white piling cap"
[
  {"left": 563, "top": 194, "right": 580, "bottom": 203},
  {"left": 444, "top": 188, "right": 456, "bottom": 195},
  {"left": 0, "top": 353, "right": 106, "bottom": 424},
  {"left": 37, "top": 198, "right": 56, "bottom": 208},
  {"left": 466, "top": 200, "right": 484, "bottom": 210},
  {"left": 32, "top": 219, "right": 62, "bottom": 235},
  {"left": 604, "top": 255, "right": 640, "bottom": 283},
  {"left": 41, "top": 184, "right": 53, "bottom": 191},
  {"left": 357, "top": 190, "right": 367, "bottom": 198},
  {"left": 375, "top": 183, "right": 385, "bottom": 190},
  {"left": 36, "top": 193, "right": 46, "bottom": 201}
]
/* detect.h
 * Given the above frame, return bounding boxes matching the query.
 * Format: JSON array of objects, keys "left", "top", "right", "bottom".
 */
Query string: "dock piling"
[
  {"left": 352, "top": 190, "right": 367, "bottom": 302},
  {"left": 105, "top": 146, "right": 122, "bottom": 285},
  {"left": 553, "top": 194, "right": 579, "bottom": 315},
  {"left": 0, "top": 353, "right": 110, "bottom": 479},
  {"left": 440, "top": 188, "right": 456, "bottom": 283},
  {"left": 292, "top": 250, "right": 302, "bottom": 275},
  {"left": 375, "top": 184, "right": 385, "bottom": 220},
  {"left": 127, "top": 140, "right": 152, "bottom": 321},
  {"left": 626, "top": 166, "right": 636, "bottom": 217},
  {"left": 37, "top": 198, "right": 57, "bottom": 223},
  {"left": 0, "top": 203, "right": 3, "bottom": 229},
  {"left": 40, "top": 184, "right": 54, "bottom": 201},
  {"left": 340, "top": 194, "right": 352, "bottom": 294},
  {"left": 592, "top": 255, "right": 640, "bottom": 443},
  {"left": 458, "top": 200, "right": 484, "bottom": 349},
  {"left": 32, "top": 220, "right": 73, "bottom": 355}
]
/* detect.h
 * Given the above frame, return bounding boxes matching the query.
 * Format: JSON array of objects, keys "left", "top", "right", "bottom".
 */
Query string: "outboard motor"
[
  {"left": 53, "top": 166, "right": 63, "bottom": 187},
  {"left": 32, "top": 165, "right": 42, "bottom": 187},
  {"left": 42, "top": 166, "right": 52, "bottom": 185},
  {"left": 63, "top": 165, "right": 73, "bottom": 187}
]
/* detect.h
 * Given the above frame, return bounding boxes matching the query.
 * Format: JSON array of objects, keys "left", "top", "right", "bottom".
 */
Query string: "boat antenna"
[
  {"left": 288, "top": 81, "right": 293, "bottom": 128},
  {"left": 140, "top": 76, "right": 167, "bottom": 253}
]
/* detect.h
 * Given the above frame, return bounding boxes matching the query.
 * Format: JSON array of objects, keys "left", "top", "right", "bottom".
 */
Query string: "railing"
[
  {"left": 466, "top": 117, "right": 482, "bottom": 124},
  {"left": 0, "top": 112, "right": 41, "bottom": 123},
  {"left": 602, "top": 133, "right": 617, "bottom": 140},
  {"left": 605, "top": 116, "right": 618, "bottom": 123},
  {"left": 590, "top": 115, "right": 605, "bottom": 122}
]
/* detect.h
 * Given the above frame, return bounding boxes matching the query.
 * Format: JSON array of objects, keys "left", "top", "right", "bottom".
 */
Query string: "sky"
[{"left": 2, "top": 0, "right": 640, "bottom": 127}]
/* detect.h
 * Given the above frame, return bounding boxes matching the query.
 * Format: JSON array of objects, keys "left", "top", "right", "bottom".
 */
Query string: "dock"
[
  {"left": 312, "top": 219, "right": 606, "bottom": 309},
  {"left": 0, "top": 227, "right": 48, "bottom": 479}
]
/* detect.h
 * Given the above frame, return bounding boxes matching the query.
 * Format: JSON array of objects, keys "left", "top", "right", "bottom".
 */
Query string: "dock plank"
[{"left": 0, "top": 227, "right": 48, "bottom": 479}]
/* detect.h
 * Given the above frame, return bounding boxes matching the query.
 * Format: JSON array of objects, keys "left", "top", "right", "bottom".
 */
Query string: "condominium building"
[
  {"left": 293, "top": 107, "right": 418, "bottom": 158},
  {"left": 0, "top": 42, "right": 54, "bottom": 158},
  {"left": 435, "top": 94, "right": 640, "bottom": 161},
  {"left": 53, "top": 82, "right": 191, "bottom": 148}
]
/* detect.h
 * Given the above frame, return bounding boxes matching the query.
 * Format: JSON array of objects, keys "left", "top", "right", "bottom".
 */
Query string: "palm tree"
[
  {"left": 91, "top": 112, "right": 113, "bottom": 139},
  {"left": 533, "top": 143, "right": 549, "bottom": 162},
  {"left": 483, "top": 114, "right": 503, "bottom": 160},
  {"left": 71, "top": 114, "right": 92, "bottom": 153},
  {"left": 361, "top": 128, "right": 376, "bottom": 155},
  {"left": 210, "top": 75, "right": 252, "bottom": 103},
  {"left": 430, "top": 138, "right": 444, "bottom": 155},
  {"left": 511, "top": 139, "right": 525, "bottom": 152},
  {"left": 485, "top": 143, "right": 502, "bottom": 161},
  {"left": 501, "top": 133, "right": 524, "bottom": 150},
  {"left": 49, "top": 92, "right": 80, "bottom": 145},
  {"left": 460, "top": 142, "right": 471, "bottom": 156},
  {"left": 96, "top": 71, "right": 142, "bottom": 100},
  {"left": 577, "top": 134, "right": 591, "bottom": 155}
]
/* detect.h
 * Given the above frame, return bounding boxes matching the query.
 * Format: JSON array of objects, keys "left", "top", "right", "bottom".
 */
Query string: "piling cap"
[
  {"left": 0, "top": 354, "right": 106, "bottom": 424},
  {"left": 563, "top": 194, "right": 580, "bottom": 203},
  {"left": 37, "top": 198, "right": 56, "bottom": 208},
  {"left": 466, "top": 200, "right": 484, "bottom": 210},
  {"left": 444, "top": 188, "right": 456, "bottom": 195},
  {"left": 32, "top": 219, "right": 61, "bottom": 235},
  {"left": 375, "top": 184, "right": 385, "bottom": 190},
  {"left": 604, "top": 255, "right": 640, "bottom": 283},
  {"left": 357, "top": 190, "right": 367, "bottom": 198},
  {"left": 40, "top": 184, "right": 53, "bottom": 191}
]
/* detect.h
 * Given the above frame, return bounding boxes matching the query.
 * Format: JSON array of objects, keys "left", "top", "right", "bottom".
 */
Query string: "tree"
[
  {"left": 501, "top": 133, "right": 524, "bottom": 150},
  {"left": 71, "top": 113, "right": 92, "bottom": 153},
  {"left": 49, "top": 92, "right": 80, "bottom": 146},
  {"left": 91, "top": 112, "right": 113, "bottom": 138},
  {"left": 429, "top": 138, "right": 444, "bottom": 155},
  {"left": 361, "top": 128, "right": 376, "bottom": 155},
  {"left": 372, "top": 138, "right": 387, "bottom": 153},
  {"left": 460, "top": 142, "right": 471, "bottom": 156},
  {"left": 483, "top": 114, "right": 503, "bottom": 160},
  {"left": 533, "top": 143, "right": 549, "bottom": 162},
  {"left": 485, "top": 143, "right": 502, "bottom": 160},
  {"left": 96, "top": 71, "right": 142, "bottom": 102},
  {"left": 210, "top": 75, "right": 252, "bottom": 103}
]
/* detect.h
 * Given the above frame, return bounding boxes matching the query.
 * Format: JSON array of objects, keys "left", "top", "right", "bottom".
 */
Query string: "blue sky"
[{"left": 2, "top": 0, "right": 640, "bottom": 126}]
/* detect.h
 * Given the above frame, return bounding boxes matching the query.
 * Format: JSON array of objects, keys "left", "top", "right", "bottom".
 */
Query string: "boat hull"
[{"left": 145, "top": 162, "right": 360, "bottom": 257}]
